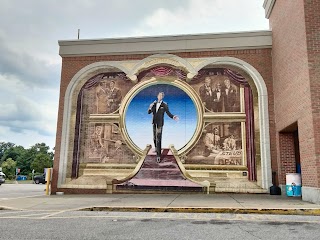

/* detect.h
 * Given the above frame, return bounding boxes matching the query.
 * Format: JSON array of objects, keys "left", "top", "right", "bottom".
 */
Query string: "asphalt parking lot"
[{"left": 0, "top": 183, "right": 45, "bottom": 200}]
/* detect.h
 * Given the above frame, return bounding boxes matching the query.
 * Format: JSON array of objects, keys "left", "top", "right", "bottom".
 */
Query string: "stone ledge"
[{"left": 59, "top": 31, "right": 272, "bottom": 57}]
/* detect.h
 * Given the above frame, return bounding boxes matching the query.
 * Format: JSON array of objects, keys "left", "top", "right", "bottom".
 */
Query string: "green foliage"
[
  {"left": 30, "top": 153, "right": 53, "bottom": 173},
  {"left": 0, "top": 142, "right": 15, "bottom": 162},
  {"left": 0, "top": 142, "right": 54, "bottom": 177},
  {"left": 1, "top": 158, "right": 17, "bottom": 180},
  {"left": 0, "top": 144, "right": 25, "bottom": 166}
]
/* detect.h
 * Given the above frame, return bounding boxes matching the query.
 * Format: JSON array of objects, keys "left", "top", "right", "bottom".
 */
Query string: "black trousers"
[{"left": 153, "top": 124, "right": 163, "bottom": 157}]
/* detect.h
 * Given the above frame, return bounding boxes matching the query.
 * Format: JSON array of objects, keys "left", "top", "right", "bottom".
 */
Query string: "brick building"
[{"left": 51, "top": 0, "right": 320, "bottom": 204}]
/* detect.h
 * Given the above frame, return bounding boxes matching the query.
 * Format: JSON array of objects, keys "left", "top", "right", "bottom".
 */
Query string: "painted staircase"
[{"left": 112, "top": 146, "right": 210, "bottom": 193}]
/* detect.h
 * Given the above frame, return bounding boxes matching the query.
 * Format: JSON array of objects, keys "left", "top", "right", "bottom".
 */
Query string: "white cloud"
[
  {"left": 0, "top": 0, "right": 268, "bottom": 149},
  {"left": 0, "top": 74, "right": 58, "bottom": 144},
  {"left": 0, "top": 127, "right": 56, "bottom": 149},
  {"left": 132, "top": 0, "right": 268, "bottom": 36}
]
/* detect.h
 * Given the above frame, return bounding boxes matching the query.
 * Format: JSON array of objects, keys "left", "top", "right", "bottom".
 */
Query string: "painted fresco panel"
[
  {"left": 82, "top": 75, "right": 133, "bottom": 115},
  {"left": 77, "top": 74, "right": 136, "bottom": 164},
  {"left": 191, "top": 73, "right": 241, "bottom": 113},
  {"left": 83, "top": 123, "right": 135, "bottom": 164},
  {"left": 186, "top": 122, "right": 244, "bottom": 165},
  {"left": 125, "top": 84, "right": 197, "bottom": 150},
  {"left": 74, "top": 68, "right": 249, "bottom": 169}
]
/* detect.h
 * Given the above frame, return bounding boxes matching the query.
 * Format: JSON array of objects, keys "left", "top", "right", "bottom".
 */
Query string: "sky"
[{"left": 0, "top": 0, "right": 269, "bottom": 150}]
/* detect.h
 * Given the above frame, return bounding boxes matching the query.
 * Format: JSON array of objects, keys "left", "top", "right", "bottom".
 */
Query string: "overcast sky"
[{"left": 0, "top": 0, "right": 269, "bottom": 150}]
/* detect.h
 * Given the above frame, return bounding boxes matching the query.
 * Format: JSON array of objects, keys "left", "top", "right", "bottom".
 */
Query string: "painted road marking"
[{"left": 0, "top": 211, "right": 319, "bottom": 225}]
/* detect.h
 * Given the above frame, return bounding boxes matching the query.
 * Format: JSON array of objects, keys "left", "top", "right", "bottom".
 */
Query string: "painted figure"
[
  {"left": 291, "top": 182, "right": 297, "bottom": 196},
  {"left": 222, "top": 78, "right": 237, "bottom": 112},
  {"left": 96, "top": 80, "right": 110, "bottom": 114},
  {"left": 148, "top": 92, "right": 179, "bottom": 163},
  {"left": 108, "top": 80, "right": 122, "bottom": 113},
  {"left": 213, "top": 82, "right": 223, "bottom": 112},
  {"left": 199, "top": 77, "right": 214, "bottom": 111},
  {"left": 90, "top": 125, "right": 104, "bottom": 158},
  {"left": 223, "top": 134, "right": 237, "bottom": 151},
  {"left": 204, "top": 127, "right": 221, "bottom": 156}
]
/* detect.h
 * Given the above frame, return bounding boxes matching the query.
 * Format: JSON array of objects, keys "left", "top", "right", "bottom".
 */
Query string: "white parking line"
[{"left": 0, "top": 194, "right": 44, "bottom": 201}]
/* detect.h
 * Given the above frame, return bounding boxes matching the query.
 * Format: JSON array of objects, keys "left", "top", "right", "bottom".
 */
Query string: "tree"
[
  {"left": 0, "top": 142, "right": 16, "bottom": 165},
  {"left": 0, "top": 142, "right": 54, "bottom": 176},
  {"left": 30, "top": 153, "right": 53, "bottom": 174},
  {"left": 0, "top": 142, "right": 15, "bottom": 157},
  {"left": 1, "top": 158, "right": 17, "bottom": 180}
]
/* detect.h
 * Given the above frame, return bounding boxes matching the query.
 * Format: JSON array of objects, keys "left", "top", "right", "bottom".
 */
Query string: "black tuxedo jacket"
[{"left": 148, "top": 101, "right": 174, "bottom": 127}]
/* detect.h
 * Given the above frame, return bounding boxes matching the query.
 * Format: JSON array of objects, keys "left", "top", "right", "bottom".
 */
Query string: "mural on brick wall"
[
  {"left": 186, "top": 122, "right": 243, "bottom": 165},
  {"left": 125, "top": 84, "right": 197, "bottom": 151},
  {"left": 73, "top": 67, "right": 251, "bottom": 177},
  {"left": 194, "top": 74, "right": 240, "bottom": 113},
  {"left": 75, "top": 73, "right": 136, "bottom": 165},
  {"left": 84, "top": 123, "right": 135, "bottom": 164},
  {"left": 80, "top": 74, "right": 131, "bottom": 115},
  {"left": 95, "top": 78, "right": 122, "bottom": 114}
]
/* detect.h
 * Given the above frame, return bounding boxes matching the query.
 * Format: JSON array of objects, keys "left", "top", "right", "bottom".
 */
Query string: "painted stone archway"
[{"left": 56, "top": 54, "right": 271, "bottom": 191}]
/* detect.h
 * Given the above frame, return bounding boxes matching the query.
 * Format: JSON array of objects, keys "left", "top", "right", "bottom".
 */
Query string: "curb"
[
  {"left": 79, "top": 207, "right": 320, "bottom": 216},
  {"left": 0, "top": 206, "right": 19, "bottom": 211}
]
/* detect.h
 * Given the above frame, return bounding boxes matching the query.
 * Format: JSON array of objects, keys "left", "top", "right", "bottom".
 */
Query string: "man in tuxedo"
[
  {"left": 222, "top": 78, "right": 237, "bottom": 112},
  {"left": 148, "top": 92, "right": 179, "bottom": 163},
  {"left": 213, "top": 82, "right": 223, "bottom": 112},
  {"left": 108, "top": 80, "right": 122, "bottom": 113},
  {"left": 199, "top": 77, "right": 214, "bottom": 111}
]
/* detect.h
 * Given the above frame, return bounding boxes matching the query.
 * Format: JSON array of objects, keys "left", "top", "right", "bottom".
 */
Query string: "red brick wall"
[
  {"left": 305, "top": 0, "right": 320, "bottom": 187},
  {"left": 278, "top": 133, "right": 296, "bottom": 185},
  {"left": 269, "top": 0, "right": 319, "bottom": 187},
  {"left": 51, "top": 49, "right": 275, "bottom": 193}
]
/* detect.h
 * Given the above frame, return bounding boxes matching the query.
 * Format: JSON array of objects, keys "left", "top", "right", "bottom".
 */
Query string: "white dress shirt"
[{"left": 156, "top": 101, "right": 162, "bottom": 112}]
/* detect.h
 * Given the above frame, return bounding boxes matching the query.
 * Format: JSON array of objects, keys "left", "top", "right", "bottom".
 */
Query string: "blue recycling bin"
[
  {"left": 286, "top": 173, "right": 302, "bottom": 197},
  {"left": 16, "top": 175, "right": 27, "bottom": 181}
]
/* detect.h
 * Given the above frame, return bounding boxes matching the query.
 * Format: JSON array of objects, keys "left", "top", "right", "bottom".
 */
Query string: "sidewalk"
[{"left": 1, "top": 193, "right": 320, "bottom": 215}]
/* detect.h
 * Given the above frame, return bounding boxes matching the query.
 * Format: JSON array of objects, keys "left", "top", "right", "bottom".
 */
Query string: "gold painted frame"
[{"left": 119, "top": 77, "right": 205, "bottom": 158}]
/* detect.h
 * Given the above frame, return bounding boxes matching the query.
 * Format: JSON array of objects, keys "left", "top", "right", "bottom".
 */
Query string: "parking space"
[{"left": 0, "top": 184, "right": 46, "bottom": 200}]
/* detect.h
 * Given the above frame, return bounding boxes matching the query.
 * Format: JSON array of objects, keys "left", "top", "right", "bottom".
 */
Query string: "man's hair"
[
  {"left": 158, "top": 92, "right": 165, "bottom": 97},
  {"left": 110, "top": 80, "right": 115, "bottom": 84}
]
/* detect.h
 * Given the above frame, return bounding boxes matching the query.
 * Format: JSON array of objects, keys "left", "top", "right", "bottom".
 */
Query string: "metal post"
[{"left": 45, "top": 168, "right": 51, "bottom": 195}]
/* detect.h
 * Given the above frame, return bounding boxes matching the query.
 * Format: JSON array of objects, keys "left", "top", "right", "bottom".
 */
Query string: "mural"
[
  {"left": 125, "top": 84, "right": 197, "bottom": 151},
  {"left": 71, "top": 67, "right": 253, "bottom": 179},
  {"left": 95, "top": 79, "right": 122, "bottom": 114},
  {"left": 75, "top": 74, "right": 135, "bottom": 167},
  {"left": 193, "top": 73, "right": 240, "bottom": 113},
  {"left": 93, "top": 77, "right": 125, "bottom": 114},
  {"left": 186, "top": 122, "right": 243, "bottom": 165},
  {"left": 83, "top": 123, "right": 135, "bottom": 164}
]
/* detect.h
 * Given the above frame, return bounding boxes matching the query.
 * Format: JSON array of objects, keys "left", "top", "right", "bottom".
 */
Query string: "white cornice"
[
  {"left": 58, "top": 31, "right": 272, "bottom": 57},
  {"left": 263, "top": 0, "right": 276, "bottom": 19}
]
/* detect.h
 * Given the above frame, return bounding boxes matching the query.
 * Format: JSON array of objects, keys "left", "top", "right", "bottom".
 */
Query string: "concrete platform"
[{"left": 1, "top": 193, "right": 320, "bottom": 215}]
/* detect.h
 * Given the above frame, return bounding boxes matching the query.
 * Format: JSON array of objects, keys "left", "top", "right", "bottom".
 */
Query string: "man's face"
[
  {"left": 217, "top": 83, "right": 221, "bottom": 89},
  {"left": 110, "top": 82, "right": 115, "bottom": 89},
  {"left": 205, "top": 78, "right": 211, "bottom": 86},
  {"left": 157, "top": 92, "right": 164, "bottom": 101},
  {"left": 224, "top": 79, "right": 230, "bottom": 87},
  {"left": 214, "top": 128, "right": 219, "bottom": 134},
  {"left": 96, "top": 126, "right": 103, "bottom": 134},
  {"left": 101, "top": 81, "right": 107, "bottom": 88}
]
